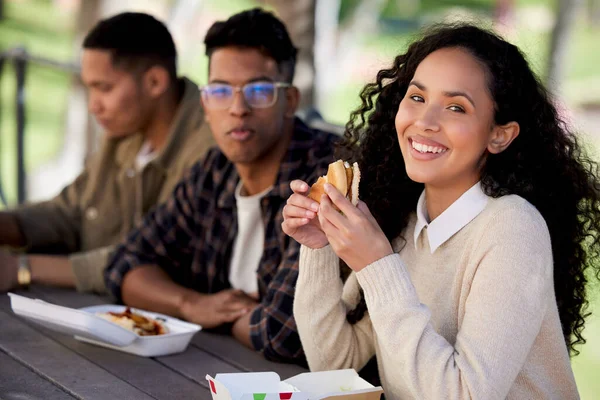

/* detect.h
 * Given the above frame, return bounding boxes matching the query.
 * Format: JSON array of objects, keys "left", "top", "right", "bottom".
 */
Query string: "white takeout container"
[
  {"left": 206, "top": 369, "right": 384, "bottom": 400},
  {"left": 8, "top": 293, "right": 201, "bottom": 357}
]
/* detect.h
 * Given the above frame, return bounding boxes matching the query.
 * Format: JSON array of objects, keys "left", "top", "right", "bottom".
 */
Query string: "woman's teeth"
[{"left": 411, "top": 140, "right": 447, "bottom": 154}]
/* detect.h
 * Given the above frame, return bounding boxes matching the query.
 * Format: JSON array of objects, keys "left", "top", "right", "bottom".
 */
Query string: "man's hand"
[
  {"left": 232, "top": 311, "right": 254, "bottom": 349},
  {"left": 0, "top": 250, "right": 19, "bottom": 292},
  {"left": 120, "top": 266, "right": 259, "bottom": 330},
  {"left": 180, "top": 289, "right": 259, "bottom": 329}
]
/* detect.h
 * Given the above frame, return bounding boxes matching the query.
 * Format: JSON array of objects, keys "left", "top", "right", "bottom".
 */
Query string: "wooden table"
[{"left": 0, "top": 286, "right": 307, "bottom": 400}]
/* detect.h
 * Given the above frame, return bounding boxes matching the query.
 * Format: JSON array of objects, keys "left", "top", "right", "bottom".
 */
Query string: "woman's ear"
[
  {"left": 488, "top": 121, "right": 520, "bottom": 154},
  {"left": 284, "top": 86, "right": 300, "bottom": 118},
  {"left": 143, "top": 66, "right": 170, "bottom": 99}
]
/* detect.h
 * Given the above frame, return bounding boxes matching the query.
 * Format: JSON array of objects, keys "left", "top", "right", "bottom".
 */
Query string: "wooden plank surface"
[
  {"left": 0, "top": 350, "right": 76, "bottom": 400},
  {"left": 25, "top": 286, "right": 308, "bottom": 378},
  {"left": 157, "top": 346, "right": 242, "bottom": 389},
  {"left": 191, "top": 332, "right": 307, "bottom": 379},
  {"left": 2, "top": 286, "right": 309, "bottom": 399},
  {"left": 0, "top": 307, "right": 155, "bottom": 400},
  {"left": 4, "top": 288, "right": 211, "bottom": 400}
]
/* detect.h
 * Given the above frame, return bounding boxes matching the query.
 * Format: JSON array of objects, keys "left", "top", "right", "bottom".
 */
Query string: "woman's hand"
[
  {"left": 282, "top": 180, "right": 329, "bottom": 249},
  {"left": 318, "top": 183, "right": 393, "bottom": 271}
]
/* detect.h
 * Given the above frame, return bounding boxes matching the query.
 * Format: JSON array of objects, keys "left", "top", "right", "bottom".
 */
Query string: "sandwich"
[
  {"left": 97, "top": 307, "right": 169, "bottom": 336},
  {"left": 308, "top": 160, "right": 360, "bottom": 206}
]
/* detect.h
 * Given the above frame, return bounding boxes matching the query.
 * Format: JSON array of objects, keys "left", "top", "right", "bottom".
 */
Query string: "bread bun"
[
  {"left": 307, "top": 176, "right": 327, "bottom": 202},
  {"left": 308, "top": 160, "right": 360, "bottom": 206},
  {"left": 349, "top": 162, "right": 361, "bottom": 206}
]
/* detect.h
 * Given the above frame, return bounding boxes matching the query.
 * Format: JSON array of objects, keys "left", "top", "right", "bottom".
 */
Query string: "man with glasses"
[{"left": 104, "top": 8, "right": 339, "bottom": 363}]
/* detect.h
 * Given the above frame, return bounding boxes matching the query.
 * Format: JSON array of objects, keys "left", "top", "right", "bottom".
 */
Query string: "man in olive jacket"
[{"left": 0, "top": 13, "right": 214, "bottom": 293}]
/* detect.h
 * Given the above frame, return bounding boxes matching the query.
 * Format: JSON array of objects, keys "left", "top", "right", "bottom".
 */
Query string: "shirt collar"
[
  {"left": 414, "top": 181, "right": 489, "bottom": 253},
  {"left": 115, "top": 77, "right": 201, "bottom": 170},
  {"left": 135, "top": 140, "right": 157, "bottom": 171},
  {"left": 234, "top": 180, "right": 273, "bottom": 203}
]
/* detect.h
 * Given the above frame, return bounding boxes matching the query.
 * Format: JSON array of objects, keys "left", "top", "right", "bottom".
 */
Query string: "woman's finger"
[
  {"left": 286, "top": 193, "right": 319, "bottom": 213},
  {"left": 283, "top": 204, "right": 317, "bottom": 219},
  {"left": 318, "top": 204, "right": 338, "bottom": 237},
  {"left": 290, "top": 180, "right": 310, "bottom": 194},
  {"left": 319, "top": 196, "right": 351, "bottom": 239},
  {"left": 324, "top": 183, "right": 361, "bottom": 219},
  {"left": 319, "top": 194, "right": 350, "bottom": 231},
  {"left": 281, "top": 218, "right": 311, "bottom": 233}
]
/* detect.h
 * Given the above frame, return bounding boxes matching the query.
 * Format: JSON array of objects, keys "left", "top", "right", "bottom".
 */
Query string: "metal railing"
[{"left": 0, "top": 47, "right": 79, "bottom": 206}]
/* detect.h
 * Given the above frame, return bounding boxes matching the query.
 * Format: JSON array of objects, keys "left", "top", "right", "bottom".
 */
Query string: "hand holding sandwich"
[
  {"left": 317, "top": 183, "right": 393, "bottom": 272},
  {"left": 282, "top": 160, "right": 393, "bottom": 271},
  {"left": 282, "top": 160, "right": 362, "bottom": 249},
  {"left": 282, "top": 180, "right": 329, "bottom": 249}
]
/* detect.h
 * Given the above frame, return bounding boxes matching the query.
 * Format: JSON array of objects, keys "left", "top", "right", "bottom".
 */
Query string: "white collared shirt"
[
  {"left": 228, "top": 181, "right": 273, "bottom": 296},
  {"left": 414, "top": 182, "right": 489, "bottom": 253}
]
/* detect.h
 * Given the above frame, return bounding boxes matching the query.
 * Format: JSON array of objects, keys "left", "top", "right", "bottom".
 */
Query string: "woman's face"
[{"left": 395, "top": 47, "right": 498, "bottom": 193}]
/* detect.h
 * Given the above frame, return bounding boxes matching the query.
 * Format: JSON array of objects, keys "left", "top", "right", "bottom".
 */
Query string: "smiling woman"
[
  {"left": 282, "top": 22, "right": 600, "bottom": 400},
  {"left": 395, "top": 47, "right": 519, "bottom": 209}
]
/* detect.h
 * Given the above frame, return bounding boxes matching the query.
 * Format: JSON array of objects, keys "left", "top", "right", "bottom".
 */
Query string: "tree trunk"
[
  {"left": 547, "top": 0, "right": 584, "bottom": 97},
  {"left": 261, "top": 0, "right": 317, "bottom": 110}
]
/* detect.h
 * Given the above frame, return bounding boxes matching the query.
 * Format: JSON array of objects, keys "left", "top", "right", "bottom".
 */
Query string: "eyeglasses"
[{"left": 200, "top": 81, "right": 291, "bottom": 110}]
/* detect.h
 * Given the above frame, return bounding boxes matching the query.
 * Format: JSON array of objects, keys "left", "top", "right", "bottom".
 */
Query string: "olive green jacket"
[{"left": 12, "top": 77, "right": 215, "bottom": 292}]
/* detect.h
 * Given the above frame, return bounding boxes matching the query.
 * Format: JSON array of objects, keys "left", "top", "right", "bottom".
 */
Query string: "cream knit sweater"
[{"left": 294, "top": 195, "right": 579, "bottom": 399}]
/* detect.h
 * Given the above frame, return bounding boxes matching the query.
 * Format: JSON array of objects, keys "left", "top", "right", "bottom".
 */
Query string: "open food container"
[
  {"left": 8, "top": 293, "right": 201, "bottom": 357},
  {"left": 206, "top": 369, "right": 384, "bottom": 400}
]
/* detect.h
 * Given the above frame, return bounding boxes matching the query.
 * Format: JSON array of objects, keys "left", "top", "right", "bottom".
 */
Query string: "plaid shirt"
[{"left": 104, "top": 118, "right": 339, "bottom": 363}]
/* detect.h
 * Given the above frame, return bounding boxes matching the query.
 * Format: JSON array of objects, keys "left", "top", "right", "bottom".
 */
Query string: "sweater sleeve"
[
  {"left": 12, "top": 164, "right": 91, "bottom": 253},
  {"left": 355, "top": 203, "right": 554, "bottom": 400},
  {"left": 293, "top": 245, "right": 376, "bottom": 372}
]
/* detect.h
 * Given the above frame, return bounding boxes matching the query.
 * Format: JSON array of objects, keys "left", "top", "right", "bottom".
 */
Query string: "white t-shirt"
[
  {"left": 135, "top": 141, "right": 158, "bottom": 171},
  {"left": 228, "top": 181, "right": 272, "bottom": 296}
]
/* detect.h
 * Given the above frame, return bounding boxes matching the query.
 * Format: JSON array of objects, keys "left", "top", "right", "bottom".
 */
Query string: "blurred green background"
[{"left": 0, "top": 0, "right": 598, "bottom": 397}]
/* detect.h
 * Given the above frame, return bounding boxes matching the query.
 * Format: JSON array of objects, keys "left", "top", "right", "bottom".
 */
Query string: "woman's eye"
[
  {"left": 448, "top": 105, "right": 465, "bottom": 113},
  {"left": 410, "top": 94, "right": 424, "bottom": 103}
]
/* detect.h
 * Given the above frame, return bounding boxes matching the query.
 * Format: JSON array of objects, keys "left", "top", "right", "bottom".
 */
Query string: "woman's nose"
[{"left": 414, "top": 106, "right": 441, "bottom": 132}]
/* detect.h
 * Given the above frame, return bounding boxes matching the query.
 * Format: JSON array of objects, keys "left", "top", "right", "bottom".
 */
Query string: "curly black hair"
[{"left": 339, "top": 23, "right": 600, "bottom": 356}]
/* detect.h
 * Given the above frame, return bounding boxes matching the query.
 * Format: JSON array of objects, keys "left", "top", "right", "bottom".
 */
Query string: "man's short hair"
[
  {"left": 83, "top": 12, "right": 177, "bottom": 83},
  {"left": 204, "top": 8, "right": 298, "bottom": 83}
]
